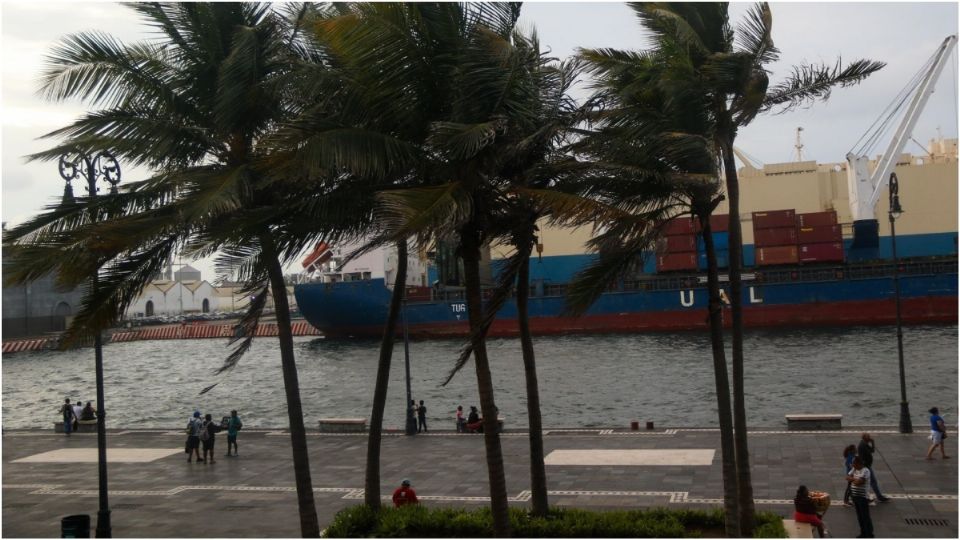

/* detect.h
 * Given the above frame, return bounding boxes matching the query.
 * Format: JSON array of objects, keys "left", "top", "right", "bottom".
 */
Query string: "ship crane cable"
[{"left": 849, "top": 52, "right": 935, "bottom": 159}]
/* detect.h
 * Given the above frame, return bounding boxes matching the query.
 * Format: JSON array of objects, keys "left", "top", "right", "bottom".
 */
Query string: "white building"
[{"left": 126, "top": 280, "right": 218, "bottom": 317}]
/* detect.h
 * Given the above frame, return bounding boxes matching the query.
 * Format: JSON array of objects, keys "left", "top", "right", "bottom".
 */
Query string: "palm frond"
[{"left": 762, "top": 59, "right": 886, "bottom": 114}]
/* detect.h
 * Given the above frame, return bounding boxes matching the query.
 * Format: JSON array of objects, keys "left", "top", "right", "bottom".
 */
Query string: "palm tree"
[
  {"left": 623, "top": 3, "right": 884, "bottom": 533},
  {"left": 1, "top": 4, "right": 344, "bottom": 536}
]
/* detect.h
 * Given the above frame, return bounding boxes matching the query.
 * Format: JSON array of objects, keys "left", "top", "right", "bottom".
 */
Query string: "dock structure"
[{"left": 3, "top": 426, "right": 956, "bottom": 537}]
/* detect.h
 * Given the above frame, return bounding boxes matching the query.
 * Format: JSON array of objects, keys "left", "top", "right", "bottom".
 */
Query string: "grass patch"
[{"left": 324, "top": 505, "right": 787, "bottom": 538}]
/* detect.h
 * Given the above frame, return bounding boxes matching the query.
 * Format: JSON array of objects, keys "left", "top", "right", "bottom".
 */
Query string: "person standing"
[
  {"left": 456, "top": 405, "right": 465, "bottom": 433},
  {"left": 417, "top": 400, "right": 428, "bottom": 433},
  {"left": 847, "top": 456, "right": 874, "bottom": 538},
  {"left": 857, "top": 433, "right": 889, "bottom": 502},
  {"left": 186, "top": 411, "right": 203, "bottom": 463},
  {"left": 392, "top": 479, "right": 419, "bottom": 507},
  {"left": 926, "top": 407, "right": 950, "bottom": 460},
  {"left": 72, "top": 401, "right": 83, "bottom": 431},
  {"left": 225, "top": 410, "right": 242, "bottom": 457},
  {"left": 842, "top": 444, "right": 857, "bottom": 506},
  {"left": 59, "top": 398, "right": 75, "bottom": 437},
  {"left": 201, "top": 413, "right": 221, "bottom": 464}
]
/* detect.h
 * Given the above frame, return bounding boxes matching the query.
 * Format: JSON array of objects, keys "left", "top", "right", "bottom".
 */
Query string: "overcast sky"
[{"left": 2, "top": 1, "right": 957, "bottom": 278}]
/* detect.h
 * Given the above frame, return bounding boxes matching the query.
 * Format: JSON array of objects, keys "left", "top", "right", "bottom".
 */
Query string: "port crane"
[{"left": 845, "top": 34, "right": 957, "bottom": 258}]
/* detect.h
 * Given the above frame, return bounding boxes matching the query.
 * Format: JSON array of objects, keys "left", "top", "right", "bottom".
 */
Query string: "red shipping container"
[
  {"left": 710, "top": 214, "right": 730, "bottom": 232},
  {"left": 756, "top": 245, "right": 799, "bottom": 266},
  {"left": 797, "top": 210, "right": 838, "bottom": 228},
  {"left": 656, "top": 253, "right": 698, "bottom": 272},
  {"left": 752, "top": 209, "right": 796, "bottom": 229},
  {"left": 754, "top": 226, "right": 798, "bottom": 247},
  {"left": 662, "top": 217, "right": 695, "bottom": 236},
  {"left": 664, "top": 234, "right": 697, "bottom": 252},
  {"left": 798, "top": 225, "right": 842, "bottom": 244},
  {"left": 799, "top": 242, "right": 844, "bottom": 263}
]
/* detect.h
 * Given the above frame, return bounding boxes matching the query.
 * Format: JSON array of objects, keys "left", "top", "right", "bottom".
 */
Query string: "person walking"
[
  {"left": 392, "top": 479, "right": 419, "bottom": 507},
  {"left": 59, "top": 398, "right": 75, "bottom": 437},
  {"left": 201, "top": 413, "right": 222, "bottom": 464},
  {"left": 857, "top": 433, "right": 889, "bottom": 502},
  {"left": 456, "top": 405, "right": 465, "bottom": 433},
  {"left": 847, "top": 456, "right": 875, "bottom": 538},
  {"left": 72, "top": 401, "right": 83, "bottom": 431},
  {"left": 186, "top": 411, "right": 204, "bottom": 463},
  {"left": 417, "top": 400, "right": 428, "bottom": 433},
  {"left": 793, "top": 485, "right": 829, "bottom": 538},
  {"left": 225, "top": 410, "right": 242, "bottom": 457},
  {"left": 842, "top": 444, "right": 857, "bottom": 507},
  {"left": 926, "top": 407, "right": 950, "bottom": 460}
]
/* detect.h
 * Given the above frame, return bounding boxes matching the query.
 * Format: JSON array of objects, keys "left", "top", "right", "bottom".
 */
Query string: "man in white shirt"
[
  {"left": 846, "top": 456, "right": 874, "bottom": 538},
  {"left": 72, "top": 401, "right": 83, "bottom": 430}
]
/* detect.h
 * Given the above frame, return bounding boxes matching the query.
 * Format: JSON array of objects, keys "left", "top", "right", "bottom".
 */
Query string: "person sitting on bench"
[{"left": 465, "top": 406, "right": 483, "bottom": 433}]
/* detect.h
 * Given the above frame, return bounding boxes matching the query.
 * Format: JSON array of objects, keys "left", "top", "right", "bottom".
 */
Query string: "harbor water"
[{"left": 2, "top": 325, "right": 956, "bottom": 430}]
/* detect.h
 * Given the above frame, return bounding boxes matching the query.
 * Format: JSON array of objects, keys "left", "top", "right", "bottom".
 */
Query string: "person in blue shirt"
[
  {"left": 225, "top": 410, "right": 243, "bottom": 457},
  {"left": 926, "top": 407, "right": 949, "bottom": 460}
]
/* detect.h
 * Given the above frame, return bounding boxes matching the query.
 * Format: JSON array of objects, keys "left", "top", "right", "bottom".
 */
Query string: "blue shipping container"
[
  {"left": 697, "top": 232, "right": 730, "bottom": 252},
  {"left": 698, "top": 249, "right": 729, "bottom": 270}
]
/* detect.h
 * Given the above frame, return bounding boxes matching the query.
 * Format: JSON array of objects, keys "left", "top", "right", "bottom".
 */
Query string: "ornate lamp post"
[
  {"left": 888, "top": 172, "right": 912, "bottom": 434},
  {"left": 59, "top": 150, "right": 121, "bottom": 537}
]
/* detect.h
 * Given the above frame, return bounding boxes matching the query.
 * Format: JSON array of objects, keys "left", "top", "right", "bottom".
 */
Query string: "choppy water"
[{"left": 2, "top": 325, "right": 956, "bottom": 430}]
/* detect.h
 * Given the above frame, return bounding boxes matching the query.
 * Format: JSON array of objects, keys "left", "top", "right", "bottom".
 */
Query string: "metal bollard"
[{"left": 61, "top": 515, "right": 90, "bottom": 538}]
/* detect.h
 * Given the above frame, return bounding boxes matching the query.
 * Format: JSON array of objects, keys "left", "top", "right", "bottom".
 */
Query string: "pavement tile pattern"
[{"left": 2, "top": 427, "right": 956, "bottom": 537}]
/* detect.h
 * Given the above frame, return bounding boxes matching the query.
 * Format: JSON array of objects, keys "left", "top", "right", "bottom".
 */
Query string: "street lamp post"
[
  {"left": 888, "top": 172, "right": 912, "bottom": 434},
  {"left": 59, "top": 150, "right": 121, "bottom": 537}
]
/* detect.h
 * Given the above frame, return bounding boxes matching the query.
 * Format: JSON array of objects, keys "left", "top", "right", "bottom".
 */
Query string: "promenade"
[{"left": 3, "top": 426, "right": 956, "bottom": 537}]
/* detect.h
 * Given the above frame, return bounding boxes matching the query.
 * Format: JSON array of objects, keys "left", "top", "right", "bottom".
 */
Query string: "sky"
[{"left": 2, "top": 1, "right": 958, "bottom": 279}]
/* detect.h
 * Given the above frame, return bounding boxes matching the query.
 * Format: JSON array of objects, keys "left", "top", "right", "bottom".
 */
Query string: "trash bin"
[{"left": 61, "top": 515, "right": 90, "bottom": 538}]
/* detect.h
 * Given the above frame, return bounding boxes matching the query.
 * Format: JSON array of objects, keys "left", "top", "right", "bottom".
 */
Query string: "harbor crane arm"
[{"left": 846, "top": 34, "right": 957, "bottom": 221}]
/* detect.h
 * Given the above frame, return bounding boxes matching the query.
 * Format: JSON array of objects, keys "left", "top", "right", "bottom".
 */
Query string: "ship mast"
[{"left": 793, "top": 127, "right": 804, "bottom": 162}]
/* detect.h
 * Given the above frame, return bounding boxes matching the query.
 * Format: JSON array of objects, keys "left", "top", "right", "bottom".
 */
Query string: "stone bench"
[
  {"left": 318, "top": 418, "right": 367, "bottom": 433},
  {"left": 54, "top": 420, "right": 98, "bottom": 433},
  {"left": 783, "top": 519, "right": 816, "bottom": 538},
  {"left": 785, "top": 413, "right": 842, "bottom": 430}
]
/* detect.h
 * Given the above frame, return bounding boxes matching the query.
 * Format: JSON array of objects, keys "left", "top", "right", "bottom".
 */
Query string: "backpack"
[{"left": 200, "top": 421, "right": 211, "bottom": 441}]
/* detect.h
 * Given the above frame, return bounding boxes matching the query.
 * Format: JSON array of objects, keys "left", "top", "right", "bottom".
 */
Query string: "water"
[{"left": 2, "top": 325, "right": 956, "bottom": 430}]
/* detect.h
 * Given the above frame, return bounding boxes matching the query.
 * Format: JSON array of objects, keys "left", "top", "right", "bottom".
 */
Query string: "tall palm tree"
[
  {"left": 1, "top": 4, "right": 346, "bottom": 536},
  {"left": 628, "top": 3, "right": 883, "bottom": 533}
]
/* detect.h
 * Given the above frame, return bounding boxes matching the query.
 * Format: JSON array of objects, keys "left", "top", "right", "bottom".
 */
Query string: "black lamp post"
[
  {"left": 59, "top": 150, "right": 121, "bottom": 537},
  {"left": 401, "top": 300, "right": 417, "bottom": 435},
  {"left": 888, "top": 172, "right": 912, "bottom": 434}
]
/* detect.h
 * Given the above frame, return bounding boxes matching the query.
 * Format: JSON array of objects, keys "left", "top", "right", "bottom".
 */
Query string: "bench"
[
  {"left": 318, "top": 418, "right": 367, "bottom": 433},
  {"left": 783, "top": 519, "right": 816, "bottom": 538},
  {"left": 785, "top": 414, "right": 842, "bottom": 430},
  {"left": 54, "top": 420, "right": 98, "bottom": 433}
]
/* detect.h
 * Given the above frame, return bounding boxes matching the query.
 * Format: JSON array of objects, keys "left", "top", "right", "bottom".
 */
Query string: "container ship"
[{"left": 295, "top": 135, "right": 957, "bottom": 338}]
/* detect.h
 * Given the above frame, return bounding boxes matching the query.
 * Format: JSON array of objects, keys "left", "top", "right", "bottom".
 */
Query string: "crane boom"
[{"left": 846, "top": 35, "right": 957, "bottom": 222}]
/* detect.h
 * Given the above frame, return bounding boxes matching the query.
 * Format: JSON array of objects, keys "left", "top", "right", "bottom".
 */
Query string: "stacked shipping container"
[
  {"left": 656, "top": 217, "right": 698, "bottom": 272},
  {"left": 753, "top": 210, "right": 799, "bottom": 266},
  {"left": 697, "top": 214, "right": 730, "bottom": 270},
  {"left": 797, "top": 210, "right": 844, "bottom": 263}
]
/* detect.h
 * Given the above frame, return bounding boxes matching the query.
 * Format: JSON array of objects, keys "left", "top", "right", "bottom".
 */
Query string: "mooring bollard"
[
  {"left": 630, "top": 421, "right": 639, "bottom": 430},
  {"left": 646, "top": 421, "right": 654, "bottom": 430}
]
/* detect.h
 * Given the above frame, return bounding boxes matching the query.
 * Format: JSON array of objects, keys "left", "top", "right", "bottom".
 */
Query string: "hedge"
[{"left": 323, "top": 505, "right": 788, "bottom": 538}]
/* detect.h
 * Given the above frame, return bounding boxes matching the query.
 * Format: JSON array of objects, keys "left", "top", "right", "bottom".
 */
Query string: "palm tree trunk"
[
  {"left": 720, "top": 139, "right": 756, "bottom": 535},
  {"left": 695, "top": 210, "right": 741, "bottom": 537},
  {"left": 261, "top": 233, "right": 321, "bottom": 538},
  {"left": 517, "top": 248, "right": 549, "bottom": 517},
  {"left": 462, "top": 225, "right": 512, "bottom": 537},
  {"left": 364, "top": 239, "right": 408, "bottom": 509}
]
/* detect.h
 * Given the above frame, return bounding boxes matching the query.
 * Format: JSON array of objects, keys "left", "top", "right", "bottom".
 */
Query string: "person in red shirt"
[{"left": 392, "top": 479, "right": 419, "bottom": 507}]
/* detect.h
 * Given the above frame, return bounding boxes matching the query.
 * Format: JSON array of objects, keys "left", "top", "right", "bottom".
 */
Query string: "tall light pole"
[
  {"left": 60, "top": 150, "right": 121, "bottom": 537},
  {"left": 888, "top": 172, "right": 912, "bottom": 434}
]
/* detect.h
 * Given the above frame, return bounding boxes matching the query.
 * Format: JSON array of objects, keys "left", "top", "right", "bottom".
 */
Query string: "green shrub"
[{"left": 323, "top": 505, "right": 788, "bottom": 538}]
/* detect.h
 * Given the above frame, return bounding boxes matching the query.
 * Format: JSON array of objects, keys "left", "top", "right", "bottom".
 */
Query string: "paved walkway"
[{"left": 3, "top": 427, "right": 956, "bottom": 537}]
